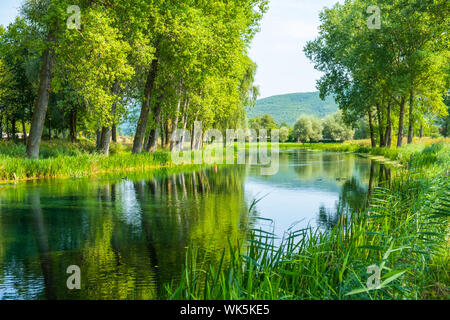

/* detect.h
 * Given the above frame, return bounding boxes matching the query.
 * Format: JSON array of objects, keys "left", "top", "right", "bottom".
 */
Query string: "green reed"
[
  {"left": 166, "top": 143, "right": 449, "bottom": 300},
  {"left": 0, "top": 139, "right": 172, "bottom": 182}
]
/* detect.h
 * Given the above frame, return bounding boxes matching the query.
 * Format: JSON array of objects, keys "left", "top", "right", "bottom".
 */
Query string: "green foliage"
[
  {"left": 279, "top": 127, "right": 290, "bottom": 143},
  {"left": 247, "top": 92, "right": 338, "bottom": 126},
  {"left": 0, "top": 0, "right": 269, "bottom": 156},
  {"left": 248, "top": 114, "right": 279, "bottom": 135},
  {"left": 167, "top": 143, "right": 450, "bottom": 300},
  {"left": 292, "top": 115, "right": 323, "bottom": 143},
  {"left": 322, "top": 111, "right": 354, "bottom": 141}
]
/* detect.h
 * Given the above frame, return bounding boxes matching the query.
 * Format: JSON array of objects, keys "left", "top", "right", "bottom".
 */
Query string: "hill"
[{"left": 246, "top": 92, "right": 338, "bottom": 126}]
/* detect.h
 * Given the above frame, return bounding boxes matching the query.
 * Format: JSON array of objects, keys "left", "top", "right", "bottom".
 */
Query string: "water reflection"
[
  {"left": 0, "top": 166, "right": 249, "bottom": 299},
  {"left": 316, "top": 161, "right": 393, "bottom": 230},
  {"left": 0, "top": 150, "right": 393, "bottom": 299},
  {"left": 244, "top": 150, "right": 392, "bottom": 235}
]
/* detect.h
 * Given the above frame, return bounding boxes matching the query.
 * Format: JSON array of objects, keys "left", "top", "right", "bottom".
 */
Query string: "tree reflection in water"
[
  {"left": 317, "top": 161, "right": 393, "bottom": 231},
  {"left": 0, "top": 151, "right": 394, "bottom": 299}
]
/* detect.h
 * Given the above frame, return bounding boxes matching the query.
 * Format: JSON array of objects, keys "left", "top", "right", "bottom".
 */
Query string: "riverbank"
[
  {"left": 167, "top": 140, "right": 450, "bottom": 300},
  {"left": 280, "top": 137, "right": 450, "bottom": 167},
  {"left": 0, "top": 140, "right": 173, "bottom": 184},
  {"left": 1, "top": 138, "right": 449, "bottom": 184}
]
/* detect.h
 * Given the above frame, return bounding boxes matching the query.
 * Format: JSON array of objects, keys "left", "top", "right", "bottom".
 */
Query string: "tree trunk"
[
  {"left": 145, "top": 102, "right": 162, "bottom": 152},
  {"left": 397, "top": 97, "right": 406, "bottom": 148},
  {"left": 407, "top": 90, "right": 414, "bottom": 144},
  {"left": 145, "top": 128, "right": 158, "bottom": 152},
  {"left": 132, "top": 55, "right": 159, "bottom": 154},
  {"left": 21, "top": 119, "right": 27, "bottom": 145},
  {"left": 69, "top": 109, "right": 77, "bottom": 143},
  {"left": 385, "top": 103, "right": 392, "bottom": 148},
  {"left": 169, "top": 98, "right": 182, "bottom": 151},
  {"left": 368, "top": 109, "right": 376, "bottom": 148},
  {"left": 0, "top": 115, "right": 3, "bottom": 139},
  {"left": 179, "top": 99, "right": 190, "bottom": 151},
  {"left": 96, "top": 128, "right": 102, "bottom": 150},
  {"left": 6, "top": 118, "right": 10, "bottom": 139},
  {"left": 419, "top": 125, "right": 423, "bottom": 138},
  {"left": 27, "top": 38, "right": 55, "bottom": 159},
  {"left": 160, "top": 118, "right": 165, "bottom": 149},
  {"left": 99, "top": 126, "right": 112, "bottom": 156},
  {"left": 99, "top": 82, "right": 120, "bottom": 155},
  {"left": 376, "top": 103, "right": 385, "bottom": 147},
  {"left": 112, "top": 124, "right": 117, "bottom": 143},
  {"left": 164, "top": 119, "right": 170, "bottom": 149}
]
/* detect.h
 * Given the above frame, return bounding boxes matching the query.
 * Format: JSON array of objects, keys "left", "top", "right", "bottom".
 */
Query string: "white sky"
[
  {"left": 248, "top": 0, "right": 343, "bottom": 98},
  {"left": 0, "top": 0, "right": 343, "bottom": 99}
]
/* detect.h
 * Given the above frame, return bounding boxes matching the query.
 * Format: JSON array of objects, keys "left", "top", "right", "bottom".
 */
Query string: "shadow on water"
[
  {"left": 0, "top": 150, "right": 394, "bottom": 299},
  {"left": 317, "top": 161, "right": 393, "bottom": 230},
  {"left": 0, "top": 166, "right": 249, "bottom": 299}
]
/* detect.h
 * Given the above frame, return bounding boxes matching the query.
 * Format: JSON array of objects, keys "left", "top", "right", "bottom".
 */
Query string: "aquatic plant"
[{"left": 167, "top": 144, "right": 449, "bottom": 300}]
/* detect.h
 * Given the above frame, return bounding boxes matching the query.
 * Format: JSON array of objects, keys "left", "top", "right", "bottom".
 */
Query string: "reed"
[
  {"left": 0, "top": 139, "right": 172, "bottom": 183},
  {"left": 166, "top": 143, "right": 449, "bottom": 300}
]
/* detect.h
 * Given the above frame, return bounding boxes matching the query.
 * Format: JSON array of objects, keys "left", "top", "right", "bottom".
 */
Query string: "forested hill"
[{"left": 246, "top": 92, "right": 338, "bottom": 126}]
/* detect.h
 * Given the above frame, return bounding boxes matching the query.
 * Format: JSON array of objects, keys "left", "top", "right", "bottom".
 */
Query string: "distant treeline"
[
  {"left": 248, "top": 112, "right": 352, "bottom": 143},
  {"left": 246, "top": 92, "right": 338, "bottom": 126}
]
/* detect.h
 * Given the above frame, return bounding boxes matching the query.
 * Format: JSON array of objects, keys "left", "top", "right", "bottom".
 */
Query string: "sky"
[
  {"left": 0, "top": 0, "right": 343, "bottom": 99},
  {"left": 0, "top": 0, "right": 22, "bottom": 29},
  {"left": 248, "top": 0, "right": 343, "bottom": 98}
]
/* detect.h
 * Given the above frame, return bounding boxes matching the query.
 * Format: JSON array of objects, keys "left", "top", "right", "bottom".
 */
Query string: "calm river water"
[{"left": 0, "top": 150, "right": 392, "bottom": 299}]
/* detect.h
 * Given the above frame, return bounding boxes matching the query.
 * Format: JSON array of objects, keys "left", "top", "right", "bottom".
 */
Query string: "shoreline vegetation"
[
  {"left": 0, "top": 137, "right": 449, "bottom": 184},
  {"left": 1, "top": 138, "right": 448, "bottom": 300},
  {"left": 167, "top": 139, "right": 449, "bottom": 300},
  {"left": 0, "top": 139, "right": 172, "bottom": 184}
]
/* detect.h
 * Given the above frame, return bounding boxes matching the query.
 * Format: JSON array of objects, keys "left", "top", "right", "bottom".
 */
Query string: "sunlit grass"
[{"left": 0, "top": 139, "right": 171, "bottom": 182}]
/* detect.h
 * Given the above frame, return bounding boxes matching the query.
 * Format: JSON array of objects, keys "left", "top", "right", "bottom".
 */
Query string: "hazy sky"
[
  {"left": 248, "top": 0, "right": 343, "bottom": 98},
  {"left": 0, "top": 0, "right": 342, "bottom": 99},
  {"left": 0, "top": 0, "right": 22, "bottom": 28}
]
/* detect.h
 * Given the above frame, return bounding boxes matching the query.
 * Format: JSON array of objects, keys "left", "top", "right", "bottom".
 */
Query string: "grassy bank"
[
  {"left": 167, "top": 141, "right": 449, "bottom": 300},
  {"left": 0, "top": 140, "right": 171, "bottom": 183},
  {"left": 280, "top": 137, "right": 450, "bottom": 166},
  {"left": 1, "top": 138, "right": 448, "bottom": 183}
]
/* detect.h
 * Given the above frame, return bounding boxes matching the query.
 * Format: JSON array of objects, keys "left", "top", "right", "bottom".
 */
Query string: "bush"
[{"left": 292, "top": 115, "right": 323, "bottom": 143}]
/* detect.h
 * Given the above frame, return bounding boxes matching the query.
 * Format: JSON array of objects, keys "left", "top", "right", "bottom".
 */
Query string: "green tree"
[
  {"left": 305, "top": 0, "right": 449, "bottom": 148},
  {"left": 322, "top": 111, "right": 354, "bottom": 141},
  {"left": 279, "top": 126, "right": 290, "bottom": 143},
  {"left": 132, "top": 0, "right": 268, "bottom": 153},
  {"left": 293, "top": 115, "right": 322, "bottom": 143}
]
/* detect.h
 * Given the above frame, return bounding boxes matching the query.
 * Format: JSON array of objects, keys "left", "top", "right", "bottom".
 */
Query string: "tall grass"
[
  {"left": 0, "top": 139, "right": 228, "bottom": 183},
  {"left": 281, "top": 138, "right": 450, "bottom": 167},
  {"left": 166, "top": 143, "right": 449, "bottom": 300},
  {"left": 0, "top": 139, "right": 171, "bottom": 182}
]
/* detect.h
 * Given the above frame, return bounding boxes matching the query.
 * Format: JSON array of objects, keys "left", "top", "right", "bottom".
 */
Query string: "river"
[{"left": 0, "top": 149, "right": 392, "bottom": 299}]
